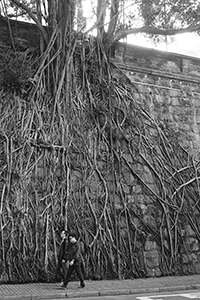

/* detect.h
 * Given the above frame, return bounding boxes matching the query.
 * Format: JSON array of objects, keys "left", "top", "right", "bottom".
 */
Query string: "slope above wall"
[
  {"left": 1, "top": 15, "right": 200, "bottom": 80},
  {"left": 114, "top": 43, "right": 200, "bottom": 80},
  {"left": 0, "top": 15, "right": 40, "bottom": 50}
]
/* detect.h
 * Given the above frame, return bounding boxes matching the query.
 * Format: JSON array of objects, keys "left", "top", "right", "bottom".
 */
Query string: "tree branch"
[
  {"left": 113, "top": 24, "right": 200, "bottom": 42},
  {"left": 10, "top": 0, "right": 48, "bottom": 44},
  {"left": 107, "top": 0, "right": 119, "bottom": 36},
  {"left": 96, "top": 0, "right": 106, "bottom": 35}
]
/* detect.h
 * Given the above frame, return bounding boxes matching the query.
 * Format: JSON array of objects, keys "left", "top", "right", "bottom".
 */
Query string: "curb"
[
  {"left": 99, "top": 289, "right": 131, "bottom": 296},
  {"left": 1, "top": 292, "right": 67, "bottom": 300},
  {"left": 66, "top": 290, "right": 100, "bottom": 298},
  {"left": 33, "top": 294, "right": 67, "bottom": 299},
  {"left": 1, "top": 283, "right": 200, "bottom": 300},
  {"left": 130, "top": 287, "right": 161, "bottom": 294},
  {"left": 2, "top": 296, "right": 31, "bottom": 300},
  {"left": 65, "top": 285, "right": 200, "bottom": 298},
  {"left": 158, "top": 286, "right": 191, "bottom": 292}
]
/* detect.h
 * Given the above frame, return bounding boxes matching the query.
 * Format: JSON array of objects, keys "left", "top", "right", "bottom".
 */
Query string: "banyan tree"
[{"left": 1, "top": 0, "right": 200, "bottom": 283}]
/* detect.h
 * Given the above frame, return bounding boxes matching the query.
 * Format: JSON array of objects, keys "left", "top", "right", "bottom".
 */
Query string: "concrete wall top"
[
  {"left": 114, "top": 42, "right": 200, "bottom": 79},
  {"left": 0, "top": 15, "right": 40, "bottom": 50},
  {"left": 1, "top": 14, "right": 200, "bottom": 80}
]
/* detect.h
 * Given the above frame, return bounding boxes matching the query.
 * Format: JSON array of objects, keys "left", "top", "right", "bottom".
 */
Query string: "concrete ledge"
[
  {"left": 2, "top": 296, "right": 31, "bottom": 300},
  {"left": 194, "top": 284, "right": 200, "bottom": 289},
  {"left": 113, "top": 61, "right": 200, "bottom": 84},
  {"left": 33, "top": 293, "right": 66, "bottom": 299},
  {"left": 66, "top": 290, "right": 99, "bottom": 298},
  {"left": 130, "top": 287, "right": 160, "bottom": 294},
  {"left": 3, "top": 294, "right": 67, "bottom": 300},
  {"left": 159, "top": 285, "right": 188, "bottom": 292},
  {"left": 185, "top": 285, "right": 198, "bottom": 290},
  {"left": 99, "top": 289, "right": 130, "bottom": 296}
]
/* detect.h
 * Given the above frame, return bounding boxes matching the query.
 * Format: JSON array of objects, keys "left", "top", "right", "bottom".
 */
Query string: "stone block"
[
  {"left": 141, "top": 171, "right": 155, "bottom": 185},
  {"left": 188, "top": 238, "right": 199, "bottom": 252},
  {"left": 121, "top": 183, "right": 130, "bottom": 194},
  {"left": 155, "top": 94, "right": 164, "bottom": 103},
  {"left": 194, "top": 262, "right": 200, "bottom": 274},
  {"left": 159, "top": 79, "right": 172, "bottom": 87},
  {"left": 172, "top": 82, "right": 182, "bottom": 89},
  {"left": 145, "top": 241, "right": 158, "bottom": 251},
  {"left": 122, "top": 153, "right": 133, "bottom": 162},
  {"left": 122, "top": 171, "right": 135, "bottom": 185},
  {"left": 145, "top": 250, "right": 160, "bottom": 268},
  {"left": 127, "top": 195, "right": 135, "bottom": 204},
  {"left": 171, "top": 97, "right": 180, "bottom": 106},
  {"left": 194, "top": 99, "right": 200, "bottom": 107},
  {"left": 142, "top": 76, "right": 155, "bottom": 84},
  {"left": 170, "top": 89, "right": 181, "bottom": 97},
  {"left": 139, "top": 86, "right": 151, "bottom": 94},
  {"left": 133, "top": 92, "right": 141, "bottom": 100},
  {"left": 178, "top": 123, "right": 191, "bottom": 131},
  {"left": 131, "top": 184, "right": 142, "bottom": 194},
  {"left": 186, "top": 90, "right": 195, "bottom": 96}
]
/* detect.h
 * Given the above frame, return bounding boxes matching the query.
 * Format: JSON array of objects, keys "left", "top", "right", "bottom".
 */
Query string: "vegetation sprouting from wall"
[{"left": 1, "top": 30, "right": 200, "bottom": 283}]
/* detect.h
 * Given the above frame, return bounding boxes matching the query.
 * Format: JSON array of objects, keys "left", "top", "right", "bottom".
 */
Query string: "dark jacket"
[
  {"left": 58, "top": 238, "right": 68, "bottom": 262},
  {"left": 64, "top": 241, "right": 81, "bottom": 262},
  {"left": 56, "top": 238, "right": 68, "bottom": 278}
]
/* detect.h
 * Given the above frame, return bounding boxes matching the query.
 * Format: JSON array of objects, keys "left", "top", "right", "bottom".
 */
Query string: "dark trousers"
[
  {"left": 64, "top": 260, "right": 84, "bottom": 286},
  {"left": 56, "top": 260, "right": 69, "bottom": 281}
]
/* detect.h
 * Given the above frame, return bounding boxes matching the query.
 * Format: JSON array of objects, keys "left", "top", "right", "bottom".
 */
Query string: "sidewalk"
[{"left": 1, "top": 274, "right": 200, "bottom": 300}]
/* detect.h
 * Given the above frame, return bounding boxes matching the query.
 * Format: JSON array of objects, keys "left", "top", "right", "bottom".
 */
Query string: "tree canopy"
[{"left": 1, "top": 0, "right": 200, "bottom": 49}]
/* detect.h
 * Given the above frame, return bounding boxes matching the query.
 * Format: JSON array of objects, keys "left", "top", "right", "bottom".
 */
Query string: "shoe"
[
  {"left": 79, "top": 282, "right": 85, "bottom": 288},
  {"left": 59, "top": 282, "right": 67, "bottom": 288}
]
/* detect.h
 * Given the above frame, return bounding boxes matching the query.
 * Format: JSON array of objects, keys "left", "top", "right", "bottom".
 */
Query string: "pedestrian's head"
[
  {"left": 60, "top": 230, "right": 67, "bottom": 240},
  {"left": 68, "top": 232, "right": 77, "bottom": 243}
]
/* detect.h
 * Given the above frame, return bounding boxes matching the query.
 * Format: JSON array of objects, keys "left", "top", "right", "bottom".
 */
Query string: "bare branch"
[
  {"left": 113, "top": 24, "right": 200, "bottom": 42},
  {"left": 85, "top": 0, "right": 106, "bottom": 35},
  {"left": 107, "top": 0, "right": 119, "bottom": 35},
  {"left": 96, "top": 0, "right": 106, "bottom": 35}
]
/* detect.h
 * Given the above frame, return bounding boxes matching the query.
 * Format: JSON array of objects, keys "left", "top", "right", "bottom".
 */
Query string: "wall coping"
[
  {"left": 115, "top": 42, "right": 200, "bottom": 62},
  {"left": 112, "top": 60, "right": 200, "bottom": 84},
  {"left": 114, "top": 42, "right": 200, "bottom": 79}
]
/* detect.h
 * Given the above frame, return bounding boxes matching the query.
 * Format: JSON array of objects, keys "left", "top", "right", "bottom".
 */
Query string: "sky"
[{"left": 127, "top": 32, "right": 200, "bottom": 58}]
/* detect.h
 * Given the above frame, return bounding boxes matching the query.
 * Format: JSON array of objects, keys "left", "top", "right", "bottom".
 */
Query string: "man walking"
[
  {"left": 56, "top": 230, "right": 69, "bottom": 284},
  {"left": 60, "top": 232, "right": 85, "bottom": 289}
]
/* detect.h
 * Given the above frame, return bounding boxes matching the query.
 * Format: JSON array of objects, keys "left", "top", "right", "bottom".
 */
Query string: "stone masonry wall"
[
  {"left": 1, "top": 17, "right": 200, "bottom": 278},
  {"left": 113, "top": 43, "right": 200, "bottom": 157},
  {"left": 111, "top": 43, "right": 200, "bottom": 276}
]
